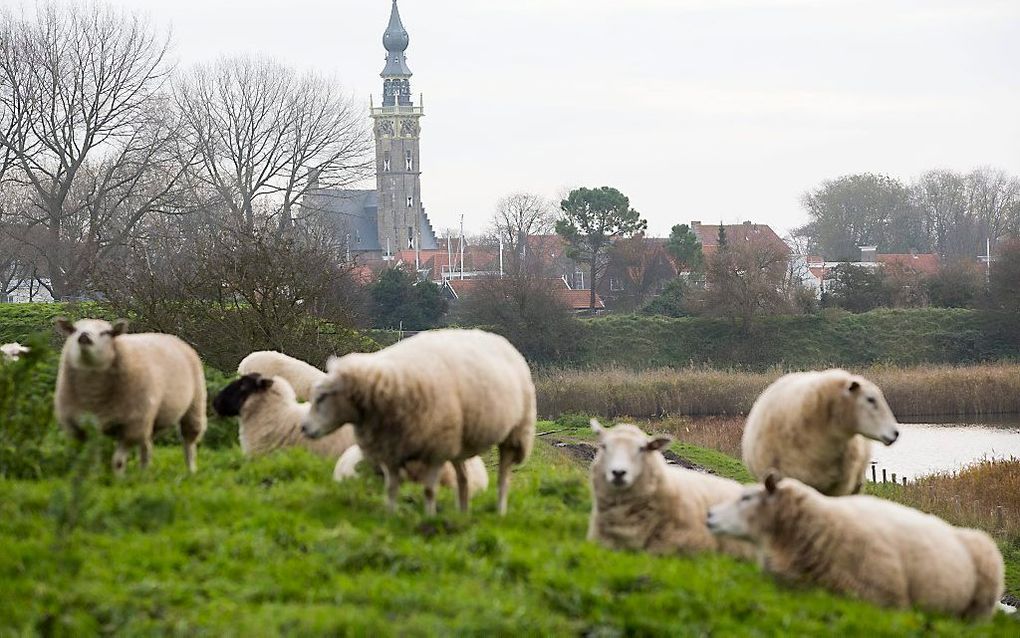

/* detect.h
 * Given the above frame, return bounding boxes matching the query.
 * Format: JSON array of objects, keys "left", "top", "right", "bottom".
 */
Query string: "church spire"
[{"left": 381, "top": 1, "right": 412, "bottom": 107}]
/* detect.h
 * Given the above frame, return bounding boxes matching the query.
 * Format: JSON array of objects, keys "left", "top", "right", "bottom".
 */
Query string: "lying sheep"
[
  {"left": 741, "top": 369, "right": 900, "bottom": 496},
  {"left": 1, "top": 342, "right": 29, "bottom": 362},
  {"left": 302, "top": 328, "right": 535, "bottom": 516},
  {"left": 54, "top": 318, "right": 206, "bottom": 474},
  {"left": 588, "top": 420, "right": 756, "bottom": 559},
  {"left": 213, "top": 373, "right": 356, "bottom": 458},
  {"left": 333, "top": 444, "right": 489, "bottom": 497},
  {"left": 238, "top": 350, "right": 324, "bottom": 401},
  {"left": 216, "top": 373, "right": 489, "bottom": 495},
  {"left": 707, "top": 473, "right": 1005, "bottom": 620}
]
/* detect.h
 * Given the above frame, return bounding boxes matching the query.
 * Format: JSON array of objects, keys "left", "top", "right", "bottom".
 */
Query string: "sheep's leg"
[
  {"left": 421, "top": 464, "right": 445, "bottom": 517},
  {"left": 112, "top": 441, "right": 131, "bottom": 476},
  {"left": 381, "top": 463, "right": 401, "bottom": 513},
  {"left": 496, "top": 448, "right": 515, "bottom": 516},
  {"left": 180, "top": 404, "right": 205, "bottom": 475},
  {"left": 139, "top": 438, "right": 153, "bottom": 470},
  {"left": 452, "top": 460, "right": 470, "bottom": 513}
]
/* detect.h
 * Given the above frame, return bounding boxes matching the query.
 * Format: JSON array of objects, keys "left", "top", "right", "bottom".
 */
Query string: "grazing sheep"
[
  {"left": 334, "top": 444, "right": 490, "bottom": 497},
  {"left": 213, "top": 373, "right": 356, "bottom": 458},
  {"left": 54, "top": 318, "right": 206, "bottom": 474},
  {"left": 238, "top": 350, "right": 325, "bottom": 401},
  {"left": 741, "top": 369, "right": 900, "bottom": 496},
  {"left": 706, "top": 473, "right": 1005, "bottom": 620},
  {"left": 588, "top": 420, "right": 756, "bottom": 559},
  {"left": 302, "top": 328, "right": 535, "bottom": 516},
  {"left": 1, "top": 342, "right": 29, "bottom": 362}
]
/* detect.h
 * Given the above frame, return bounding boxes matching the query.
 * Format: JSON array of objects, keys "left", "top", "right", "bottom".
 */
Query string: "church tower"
[{"left": 373, "top": 0, "right": 427, "bottom": 257}]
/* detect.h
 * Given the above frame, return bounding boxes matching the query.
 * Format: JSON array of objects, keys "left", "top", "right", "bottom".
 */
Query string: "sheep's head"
[
  {"left": 55, "top": 318, "right": 129, "bottom": 370},
  {"left": 841, "top": 374, "right": 899, "bottom": 446},
  {"left": 707, "top": 471, "right": 798, "bottom": 541},
  {"left": 301, "top": 356, "right": 360, "bottom": 439},
  {"left": 213, "top": 373, "right": 275, "bottom": 417},
  {"left": 590, "top": 419, "right": 671, "bottom": 491},
  {"left": 0, "top": 342, "right": 30, "bottom": 362}
]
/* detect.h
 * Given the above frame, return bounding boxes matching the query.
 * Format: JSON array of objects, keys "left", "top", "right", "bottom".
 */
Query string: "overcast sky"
[{"left": 117, "top": 0, "right": 1019, "bottom": 237}]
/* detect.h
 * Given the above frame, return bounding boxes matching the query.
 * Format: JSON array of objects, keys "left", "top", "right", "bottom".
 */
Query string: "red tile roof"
[
  {"left": 690, "top": 221, "right": 790, "bottom": 257},
  {"left": 876, "top": 253, "right": 939, "bottom": 275}
]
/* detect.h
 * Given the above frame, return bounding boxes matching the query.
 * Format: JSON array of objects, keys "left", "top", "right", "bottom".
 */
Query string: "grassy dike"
[{"left": 0, "top": 423, "right": 1015, "bottom": 636}]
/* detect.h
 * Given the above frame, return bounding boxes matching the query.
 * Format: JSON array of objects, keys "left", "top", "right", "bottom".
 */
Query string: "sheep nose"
[
  {"left": 77, "top": 333, "right": 92, "bottom": 346},
  {"left": 611, "top": 469, "right": 627, "bottom": 480}
]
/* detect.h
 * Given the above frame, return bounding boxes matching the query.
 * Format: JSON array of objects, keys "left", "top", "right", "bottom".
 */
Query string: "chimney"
[
  {"left": 690, "top": 221, "right": 701, "bottom": 229},
  {"left": 743, "top": 220, "right": 752, "bottom": 226},
  {"left": 859, "top": 246, "right": 877, "bottom": 263}
]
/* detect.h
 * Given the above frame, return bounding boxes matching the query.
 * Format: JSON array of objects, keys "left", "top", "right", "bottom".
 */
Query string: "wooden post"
[
  {"left": 902, "top": 476, "right": 907, "bottom": 486},
  {"left": 871, "top": 461, "right": 877, "bottom": 483},
  {"left": 891, "top": 472, "right": 897, "bottom": 485},
  {"left": 882, "top": 469, "right": 887, "bottom": 484}
]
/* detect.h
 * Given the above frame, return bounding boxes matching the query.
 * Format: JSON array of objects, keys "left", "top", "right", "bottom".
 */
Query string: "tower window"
[
  {"left": 408, "top": 226, "right": 414, "bottom": 249},
  {"left": 383, "top": 152, "right": 391, "bottom": 172},
  {"left": 405, "top": 150, "right": 413, "bottom": 171},
  {"left": 407, "top": 196, "right": 413, "bottom": 208}
]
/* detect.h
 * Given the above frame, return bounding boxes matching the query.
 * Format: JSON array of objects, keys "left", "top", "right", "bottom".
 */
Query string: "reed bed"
[
  {"left": 878, "top": 458, "right": 1020, "bottom": 540},
  {"left": 643, "top": 416, "right": 745, "bottom": 459},
  {"left": 535, "top": 364, "right": 1020, "bottom": 419}
]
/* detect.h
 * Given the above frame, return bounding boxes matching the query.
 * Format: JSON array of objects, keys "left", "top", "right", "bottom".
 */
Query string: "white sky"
[{"left": 115, "top": 0, "right": 1019, "bottom": 237}]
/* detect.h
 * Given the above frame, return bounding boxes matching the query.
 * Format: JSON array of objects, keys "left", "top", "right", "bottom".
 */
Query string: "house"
[
  {"left": 443, "top": 276, "right": 606, "bottom": 313},
  {"left": 801, "top": 246, "right": 941, "bottom": 296},
  {"left": 690, "top": 220, "right": 790, "bottom": 259}
]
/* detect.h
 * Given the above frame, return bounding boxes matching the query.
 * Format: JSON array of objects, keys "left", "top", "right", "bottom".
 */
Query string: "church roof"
[
  {"left": 382, "top": 0, "right": 412, "bottom": 78},
  {"left": 304, "top": 189, "right": 381, "bottom": 252}
]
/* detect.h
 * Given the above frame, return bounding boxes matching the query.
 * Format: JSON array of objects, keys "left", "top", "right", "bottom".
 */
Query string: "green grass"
[{"left": 3, "top": 424, "right": 1015, "bottom": 636}]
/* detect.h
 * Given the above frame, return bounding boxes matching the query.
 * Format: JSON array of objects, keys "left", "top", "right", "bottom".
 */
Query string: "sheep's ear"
[
  {"left": 54, "top": 317, "right": 75, "bottom": 336},
  {"left": 110, "top": 319, "right": 130, "bottom": 337},
  {"left": 589, "top": 418, "right": 604, "bottom": 435},
  {"left": 764, "top": 471, "right": 781, "bottom": 494},
  {"left": 644, "top": 436, "right": 672, "bottom": 452},
  {"left": 846, "top": 380, "right": 861, "bottom": 396},
  {"left": 325, "top": 355, "right": 343, "bottom": 375},
  {"left": 256, "top": 377, "right": 274, "bottom": 392}
]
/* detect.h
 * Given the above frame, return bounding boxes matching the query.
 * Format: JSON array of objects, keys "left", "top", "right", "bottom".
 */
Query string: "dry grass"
[
  {"left": 876, "top": 458, "right": 1020, "bottom": 540},
  {"left": 640, "top": 416, "right": 745, "bottom": 459},
  {"left": 536, "top": 364, "right": 1020, "bottom": 419}
]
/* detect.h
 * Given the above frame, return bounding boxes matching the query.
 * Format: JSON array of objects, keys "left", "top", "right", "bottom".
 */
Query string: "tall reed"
[{"left": 536, "top": 364, "right": 1020, "bottom": 420}]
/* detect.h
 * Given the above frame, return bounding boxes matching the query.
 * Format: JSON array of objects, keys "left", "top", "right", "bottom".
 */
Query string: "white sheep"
[
  {"left": 587, "top": 419, "right": 756, "bottom": 559},
  {"left": 238, "top": 350, "right": 325, "bottom": 401},
  {"left": 333, "top": 444, "right": 489, "bottom": 497},
  {"left": 707, "top": 473, "right": 1006, "bottom": 620},
  {"left": 302, "top": 328, "right": 536, "bottom": 516},
  {"left": 1, "top": 342, "right": 29, "bottom": 362},
  {"left": 213, "top": 373, "right": 356, "bottom": 458},
  {"left": 741, "top": 369, "right": 900, "bottom": 496},
  {"left": 54, "top": 318, "right": 207, "bottom": 474}
]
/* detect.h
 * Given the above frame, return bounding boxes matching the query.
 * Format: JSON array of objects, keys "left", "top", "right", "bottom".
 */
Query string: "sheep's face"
[
  {"left": 302, "top": 373, "right": 359, "bottom": 439},
  {"left": 844, "top": 376, "right": 899, "bottom": 446},
  {"left": 213, "top": 374, "right": 274, "bottom": 417},
  {"left": 590, "top": 419, "right": 671, "bottom": 490},
  {"left": 707, "top": 473, "right": 783, "bottom": 541},
  {"left": 56, "top": 318, "right": 128, "bottom": 370}
]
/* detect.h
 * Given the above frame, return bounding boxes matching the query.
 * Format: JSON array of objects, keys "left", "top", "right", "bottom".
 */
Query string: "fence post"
[
  {"left": 891, "top": 472, "right": 897, "bottom": 485},
  {"left": 871, "top": 461, "right": 877, "bottom": 483},
  {"left": 901, "top": 476, "right": 907, "bottom": 486},
  {"left": 882, "top": 469, "right": 887, "bottom": 484}
]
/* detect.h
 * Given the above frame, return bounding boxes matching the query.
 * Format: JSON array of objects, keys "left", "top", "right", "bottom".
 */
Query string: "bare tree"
[
  {"left": 489, "top": 192, "right": 555, "bottom": 274},
  {"left": 174, "top": 56, "right": 371, "bottom": 234},
  {"left": 703, "top": 236, "right": 793, "bottom": 328},
  {"left": 0, "top": 2, "right": 175, "bottom": 298}
]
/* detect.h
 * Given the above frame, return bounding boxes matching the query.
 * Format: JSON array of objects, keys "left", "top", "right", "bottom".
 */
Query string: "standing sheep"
[
  {"left": 213, "top": 373, "right": 356, "bottom": 458},
  {"left": 238, "top": 351, "right": 325, "bottom": 401},
  {"left": 54, "top": 318, "right": 207, "bottom": 474},
  {"left": 302, "top": 329, "right": 535, "bottom": 516},
  {"left": 588, "top": 420, "right": 756, "bottom": 559},
  {"left": 706, "top": 473, "right": 1005, "bottom": 620},
  {"left": 741, "top": 369, "right": 900, "bottom": 496}
]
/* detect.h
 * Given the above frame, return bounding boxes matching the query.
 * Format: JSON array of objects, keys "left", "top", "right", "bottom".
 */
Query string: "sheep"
[
  {"left": 1, "top": 342, "right": 29, "bottom": 362},
  {"left": 333, "top": 443, "right": 490, "bottom": 498},
  {"left": 302, "top": 328, "right": 535, "bottom": 516},
  {"left": 54, "top": 318, "right": 206, "bottom": 474},
  {"left": 216, "top": 373, "right": 489, "bottom": 496},
  {"left": 213, "top": 373, "right": 356, "bottom": 458},
  {"left": 587, "top": 419, "right": 756, "bottom": 559},
  {"left": 238, "top": 350, "right": 325, "bottom": 401},
  {"left": 741, "top": 369, "right": 900, "bottom": 496},
  {"left": 706, "top": 473, "right": 1006, "bottom": 620}
]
